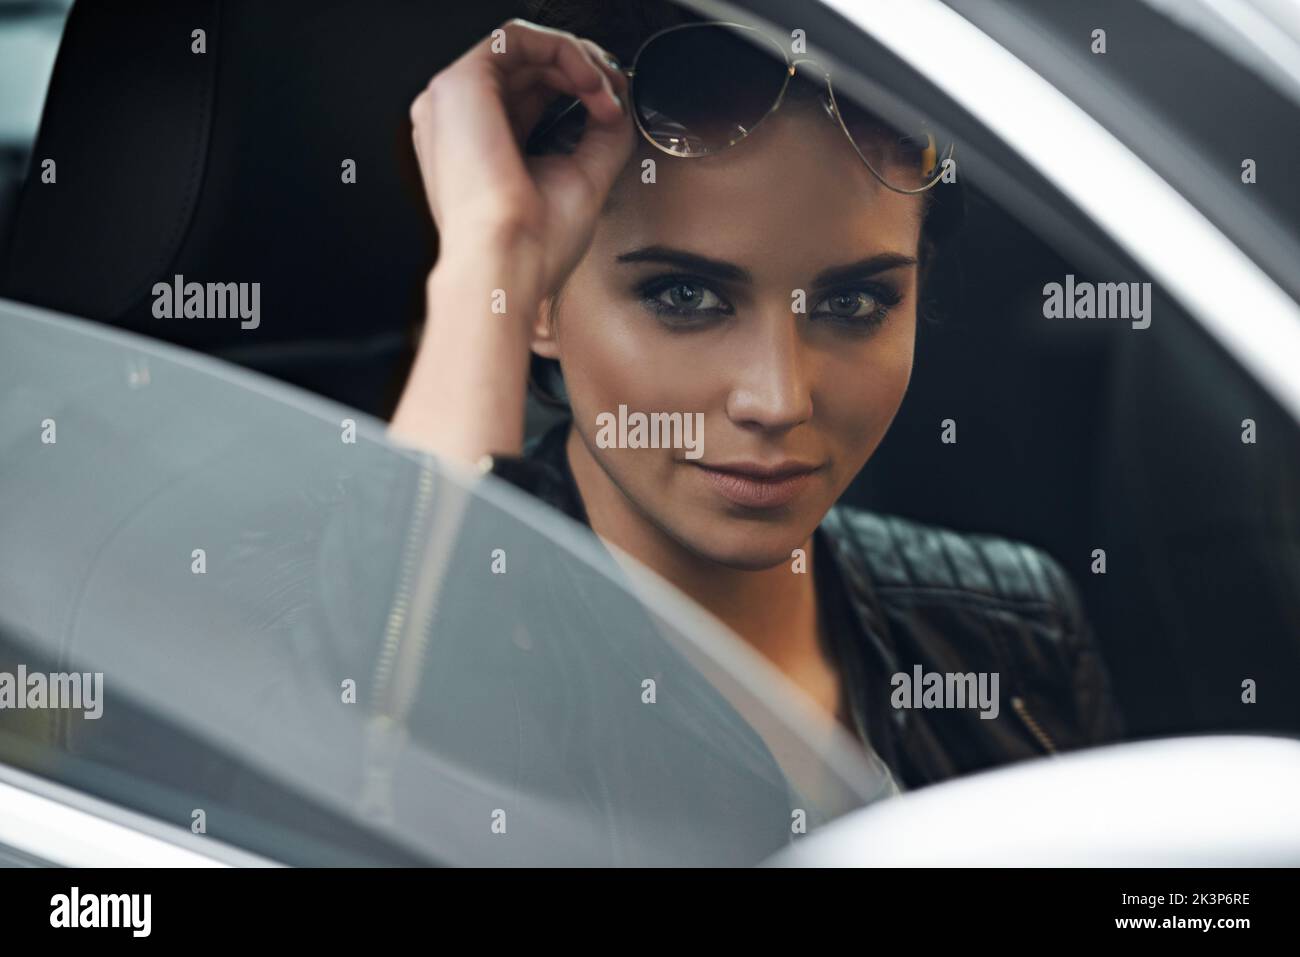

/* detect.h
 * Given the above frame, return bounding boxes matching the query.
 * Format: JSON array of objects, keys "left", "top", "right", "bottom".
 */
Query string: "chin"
[{"left": 670, "top": 513, "right": 816, "bottom": 572}]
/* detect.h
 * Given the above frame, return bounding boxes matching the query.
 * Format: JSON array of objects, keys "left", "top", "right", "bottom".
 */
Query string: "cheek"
[
  {"left": 819, "top": 310, "right": 916, "bottom": 471},
  {"left": 550, "top": 269, "right": 632, "bottom": 428},
  {"left": 554, "top": 280, "right": 714, "bottom": 429}
]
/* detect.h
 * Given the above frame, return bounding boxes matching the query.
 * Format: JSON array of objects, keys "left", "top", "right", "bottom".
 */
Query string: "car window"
[
  {"left": 0, "top": 300, "right": 895, "bottom": 865},
  {"left": 0, "top": 0, "right": 72, "bottom": 246}
]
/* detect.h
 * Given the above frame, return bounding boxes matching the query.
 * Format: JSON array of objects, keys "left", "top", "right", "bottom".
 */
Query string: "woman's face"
[{"left": 533, "top": 105, "right": 924, "bottom": 571}]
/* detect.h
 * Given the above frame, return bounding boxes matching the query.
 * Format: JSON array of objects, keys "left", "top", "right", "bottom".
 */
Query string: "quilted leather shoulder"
[{"left": 823, "top": 505, "right": 1081, "bottom": 619}]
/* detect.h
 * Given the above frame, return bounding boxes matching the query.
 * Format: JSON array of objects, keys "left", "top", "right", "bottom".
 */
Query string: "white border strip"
[
  {"left": 0, "top": 765, "right": 279, "bottom": 867},
  {"left": 0, "top": 778, "right": 225, "bottom": 866},
  {"left": 826, "top": 0, "right": 1300, "bottom": 422}
]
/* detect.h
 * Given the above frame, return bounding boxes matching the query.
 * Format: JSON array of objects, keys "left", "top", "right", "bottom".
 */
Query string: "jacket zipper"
[{"left": 1010, "top": 695, "right": 1058, "bottom": 755}]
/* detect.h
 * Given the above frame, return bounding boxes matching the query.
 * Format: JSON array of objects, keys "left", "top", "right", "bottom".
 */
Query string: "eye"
[
  {"left": 810, "top": 284, "right": 900, "bottom": 328},
  {"left": 639, "top": 276, "right": 733, "bottom": 323}
]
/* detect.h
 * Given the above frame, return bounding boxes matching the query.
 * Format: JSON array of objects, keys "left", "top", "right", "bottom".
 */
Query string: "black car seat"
[{"left": 1, "top": 0, "right": 517, "bottom": 416}]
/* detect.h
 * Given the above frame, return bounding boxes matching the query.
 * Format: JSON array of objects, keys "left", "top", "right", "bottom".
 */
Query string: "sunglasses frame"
[{"left": 533, "top": 20, "right": 954, "bottom": 195}]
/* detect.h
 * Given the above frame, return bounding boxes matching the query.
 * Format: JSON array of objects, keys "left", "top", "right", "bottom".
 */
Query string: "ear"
[{"left": 530, "top": 294, "right": 560, "bottom": 359}]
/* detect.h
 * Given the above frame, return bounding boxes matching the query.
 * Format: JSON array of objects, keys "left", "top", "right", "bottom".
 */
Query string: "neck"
[{"left": 564, "top": 426, "right": 821, "bottom": 665}]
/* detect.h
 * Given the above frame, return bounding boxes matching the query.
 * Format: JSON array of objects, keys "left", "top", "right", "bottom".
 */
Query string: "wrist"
[
  {"left": 391, "top": 236, "right": 540, "bottom": 465},
  {"left": 420, "top": 253, "right": 538, "bottom": 366},
  {"left": 429, "top": 221, "right": 547, "bottom": 307}
]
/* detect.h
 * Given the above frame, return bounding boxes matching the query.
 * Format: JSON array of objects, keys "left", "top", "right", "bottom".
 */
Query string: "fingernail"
[{"left": 603, "top": 52, "right": 621, "bottom": 71}]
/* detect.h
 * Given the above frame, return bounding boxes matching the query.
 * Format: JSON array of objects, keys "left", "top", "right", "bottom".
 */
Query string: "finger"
[
  {"left": 579, "top": 37, "right": 630, "bottom": 121},
  {"left": 503, "top": 52, "right": 628, "bottom": 150},
  {"left": 564, "top": 98, "right": 636, "bottom": 216},
  {"left": 482, "top": 20, "right": 623, "bottom": 124},
  {"left": 410, "top": 72, "right": 531, "bottom": 227},
  {"left": 579, "top": 37, "right": 627, "bottom": 93},
  {"left": 503, "top": 65, "right": 590, "bottom": 143},
  {"left": 408, "top": 21, "right": 626, "bottom": 230}
]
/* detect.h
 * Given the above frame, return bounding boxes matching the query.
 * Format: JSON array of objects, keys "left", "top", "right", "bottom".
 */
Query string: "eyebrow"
[
  {"left": 615, "top": 245, "right": 918, "bottom": 287},
  {"left": 810, "top": 253, "right": 919, "bottom": 287},
  {"left": 615, "top": 246, "right": 751, "bottom": 283}
]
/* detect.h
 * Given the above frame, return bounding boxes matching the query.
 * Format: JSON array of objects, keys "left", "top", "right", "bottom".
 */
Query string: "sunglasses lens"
[
  {"left": 834, "top": 95, "right": 952, "bottom": 191},
  {"left": 633, "top": 24, "right": 789, "bottom": 155}
]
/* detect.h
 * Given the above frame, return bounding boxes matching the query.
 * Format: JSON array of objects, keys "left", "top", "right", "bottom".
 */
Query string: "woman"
[{"left": 390, "top": 0, "right": 1123, "bottom": 789}]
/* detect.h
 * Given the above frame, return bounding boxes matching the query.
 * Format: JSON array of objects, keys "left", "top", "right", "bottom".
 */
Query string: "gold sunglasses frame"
[{"left": 536, "top": 20, "right": 954, "bottom": 195}]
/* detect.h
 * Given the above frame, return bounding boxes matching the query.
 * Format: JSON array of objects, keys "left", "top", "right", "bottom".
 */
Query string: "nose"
[{"left": 724, "top": 305, "right": 814, "bottom": 433}]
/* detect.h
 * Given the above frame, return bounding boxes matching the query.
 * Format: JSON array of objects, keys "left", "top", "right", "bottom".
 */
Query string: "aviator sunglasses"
[{"left": 527, "top": 20, "right": 955, "bottom": 194}]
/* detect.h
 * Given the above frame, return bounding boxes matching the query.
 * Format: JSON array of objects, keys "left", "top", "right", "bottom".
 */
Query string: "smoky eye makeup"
[
  {"left": 808, "top": 281, "right": 904, "bottom": 330},
  {"left": 624, "top": 248, "right": 914, "bottom": 333},
  {"left": 635, "top": 274, "right": 736, "bottom": 325}
]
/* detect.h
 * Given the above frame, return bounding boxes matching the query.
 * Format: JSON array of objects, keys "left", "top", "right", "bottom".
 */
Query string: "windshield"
[{"left": 0, "top": 299, "right": 895, "bottom": 866}]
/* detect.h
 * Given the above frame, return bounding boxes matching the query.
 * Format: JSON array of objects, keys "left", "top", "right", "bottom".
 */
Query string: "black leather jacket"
[{"left": 490, "top": 419, "right": 1125, "bottom": 790}]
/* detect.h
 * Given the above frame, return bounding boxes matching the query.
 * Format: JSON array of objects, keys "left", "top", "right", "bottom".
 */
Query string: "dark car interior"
[{"left": 2, "top": 0, "right": 1297, "bottom": 744}]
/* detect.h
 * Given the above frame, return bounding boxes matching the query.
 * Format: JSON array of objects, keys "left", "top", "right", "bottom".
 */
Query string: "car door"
[{"left": 0, "top": 297, "right": 895, "bottom": 866}]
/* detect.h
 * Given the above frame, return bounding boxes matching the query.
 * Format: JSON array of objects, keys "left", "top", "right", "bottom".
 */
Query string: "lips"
[{"left": 691, "top": 460, "right": 822, "bottom": 509}]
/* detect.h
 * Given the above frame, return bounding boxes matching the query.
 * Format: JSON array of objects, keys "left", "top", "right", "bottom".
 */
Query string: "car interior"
[{"left": 1, "top": 0, "right": 1297, "bottom": 756}]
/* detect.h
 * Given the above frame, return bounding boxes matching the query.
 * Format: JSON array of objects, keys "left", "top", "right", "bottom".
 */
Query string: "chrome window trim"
[
  {"left": 1140, "top": 0, "right": 1300, "bottom": 109},
  {"left": 0, "top": 762, "right": 281, "bottom": 867}
]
